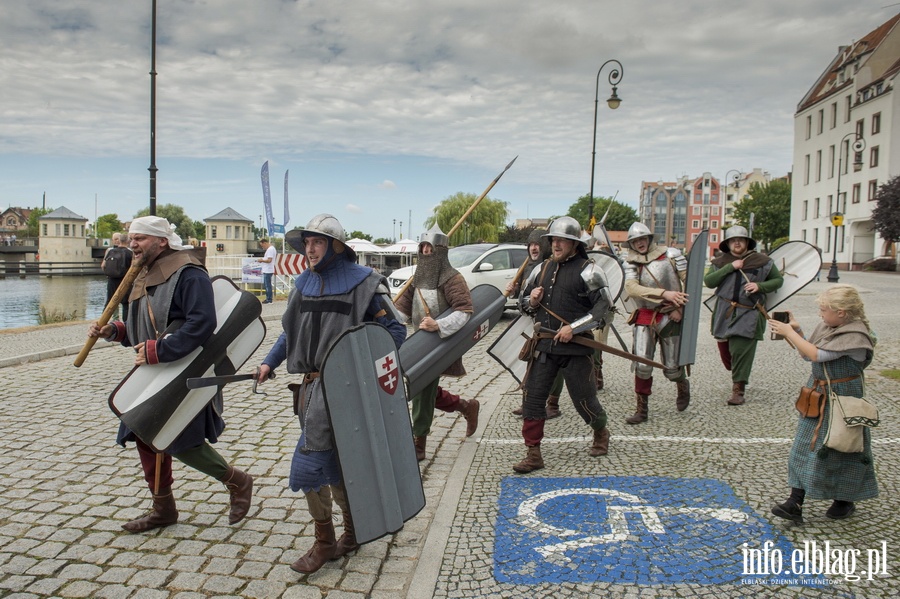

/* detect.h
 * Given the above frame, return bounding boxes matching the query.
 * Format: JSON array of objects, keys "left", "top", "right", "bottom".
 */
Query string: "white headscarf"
[{"left": 129, "top": 216, "right": 186, "bottom": 250}]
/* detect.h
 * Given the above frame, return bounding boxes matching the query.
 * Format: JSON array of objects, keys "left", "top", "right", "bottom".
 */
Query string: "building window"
[
  {"left": 852, "top": 183, "right": 861, "bottom": 204},
  {"left": 817, "top": 109, "right": 824, "bottom": 134},
  {"left": 226, "top": 225, "right": 233, "bottom": 239},
  {"left": 55, "top": 224, "right": 61, "bottom": 236},
  {"left": 845, "top": 95, "right": 852, "bottom": 122},
  {"left": 710, "top": 234, "right": 718, "bottom": 243},
  {"left": 814, "top": 197, "right": 820, "bottom": 218},
  {"left": 830, "top": 102, "right": 837, "bottom": 129},
  {"left": 802, "top": 200, "right": 808, "bottom": 221},
  {"left": 870, "top": 146, "right": 879, "bottom": 168},
  {"left": 868, "top": 180, "right": 878, "bottom": 201},
  {"left": 692, "top": 206, "right": 700, "bottom": 215},
  {"left": 816, "top": 150, "right": 822, "bottom": 181},
  {"left": 827, "top": 194, "right": 833, "bottom": 215},
  {"left": 855, "top": 119, "right": 864, "bottom": 138},
  {"left": 806, "top": 115, "right": 812, "bottom": 139},
  {"left": 42, "top": 224, "right": 47, "bottom": 236},
  {"left": 828, "top": 145, "right": 835, "bottom": 179},
  {"left": 802, "top": 229, "right": 807, "bottom": 242},
  {"left": 804, "top": 154, "right": 810, "bottom": 185},
  {"left": 813, "top": 228, "right": 819, "bottom": 247},
  {"left": 211, "top": 226, "right": 218, "bottom": 239},
  {"left": 711, "top": 220, "right": 718, "bottom": 229},
  {"left": 872, "top": 112, "right": 881, "bottom": 134},
  {"left": 825, "top": 227, "right": 831, "bottom": 253},
  {"left": 692, "top": 219, "right": 700, "bottom": 229},
  {"left": 711, "top": 206, "right": 720, "bottom": 216},
  {"left": 64, "top": 224, "right": 70, "bottom": 236}
]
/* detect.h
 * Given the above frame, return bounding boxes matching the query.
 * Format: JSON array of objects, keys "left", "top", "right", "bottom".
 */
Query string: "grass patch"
[
  {"left": 38, "top": 306, "right": 79, "bottom": 325},
  {"left": 880, "top": 369, "right": 900, "bottom": 381}
]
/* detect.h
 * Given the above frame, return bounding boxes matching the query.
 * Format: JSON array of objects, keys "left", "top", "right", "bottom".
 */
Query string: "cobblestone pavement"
[{"left": 1, "top": 271, "right": 898, "bottom": 598}]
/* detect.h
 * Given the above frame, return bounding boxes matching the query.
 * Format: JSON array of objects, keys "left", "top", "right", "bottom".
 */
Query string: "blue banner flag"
[
  {"left": 283, "top": 170, "right": 290, "bottom": 227},
  {"left": 261, "top": 161, "right": 274, "bottom": 236}
]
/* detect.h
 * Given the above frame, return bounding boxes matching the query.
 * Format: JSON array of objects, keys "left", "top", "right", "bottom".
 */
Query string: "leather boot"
[
  {"left": 511, "top": 405, "right": 524, "bottom": 416},
  {"left": 675, "top": 379, "right": 691, "bottom": 412},
  {"left": 291, "top": 519, "right": 337, "bottom": 574},
  {"left": 625, "top": 394, "right": 649, "bottom": 424},
  {"left": 122, "top": 487, "right": 178, "bottom": 533},
  {"left": 413, "top": 436, "right": 427, "bottom": 462},
  {"left": 334, "top": 512, "right": 359, "bottom": 558},
  {"left": 545, "top": 395, "right": 561, "bottom": 419},
  {"left": 512, "top": 445, "right": 544, "bottom": 474},
  {"left": 589, "top": 427, "right": 610, "bottom": 457},
  {"left": 220, "top": 466, "right": 253, "bottom": 524},
  {"left": 457, "top": 398, "right": 480, "bottom": 437},
  {"left": 727, "top": 382, "right": 746, "bottom": 406}
]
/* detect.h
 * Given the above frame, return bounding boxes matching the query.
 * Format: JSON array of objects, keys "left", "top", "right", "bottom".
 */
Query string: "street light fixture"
[
  {"left": 827, "top": 133, "right": 866, "bottom": 283},
  {"left": 588, "top": 59, "right": 624, "bottom": 229}
]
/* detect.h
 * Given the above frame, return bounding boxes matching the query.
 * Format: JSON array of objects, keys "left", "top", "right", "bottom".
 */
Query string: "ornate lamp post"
[
  {"left": 827, "top": 133, "right": 866, "bottom": 283},
  {"left": 588, "top": 59, "right": 624, "bottom": 229}
]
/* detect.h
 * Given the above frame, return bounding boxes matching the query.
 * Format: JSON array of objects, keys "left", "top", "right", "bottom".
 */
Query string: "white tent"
[
  {"left": 381, "top": 239, "right": 418, "bottom": 253},
  {"left": 345, "top": 238, "right": 383, "bottom": 254}
]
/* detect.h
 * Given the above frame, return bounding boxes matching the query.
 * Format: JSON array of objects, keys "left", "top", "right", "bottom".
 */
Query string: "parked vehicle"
[{"left": 387, "top": 243, "right": 528, "bottom": 308}]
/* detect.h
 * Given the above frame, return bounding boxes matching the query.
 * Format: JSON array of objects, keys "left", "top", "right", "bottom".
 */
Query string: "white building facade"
[{"left": 791, "top": 13, "right": 900, "bottom": 270}]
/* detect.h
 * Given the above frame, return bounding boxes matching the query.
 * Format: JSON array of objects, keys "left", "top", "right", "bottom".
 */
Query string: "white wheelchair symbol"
[{"left": 518, "top": 487, "right": 748, "bottom": 564}]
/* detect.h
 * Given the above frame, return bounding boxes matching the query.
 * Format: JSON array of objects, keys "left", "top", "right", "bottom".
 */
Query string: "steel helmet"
[
  {"left": 719, "top": 225, "right": 757, "bottom": 252},
  {"left": 418, "top": 223, "right": 449, "bottom": 248},
  {"left": 623, "top": 222, "right": 654, "bottom": 250},
  {"left": 286, "top": 213, "right": 356, "bottom": 261},
  {"left": 542, "top": 216, "right": 585, "bottom": 244}
]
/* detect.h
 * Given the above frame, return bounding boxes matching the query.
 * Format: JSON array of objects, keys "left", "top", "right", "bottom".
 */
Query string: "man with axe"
[
  {"left": 88, "top": 216, "right": 254, "bottom": 533},
  {"left": 513, "top": 216, "right": 615, "bottom": 473}
]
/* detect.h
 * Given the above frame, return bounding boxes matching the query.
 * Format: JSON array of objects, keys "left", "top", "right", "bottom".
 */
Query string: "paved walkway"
[{"left": 1, "top": 271, "right": 898, "bottom": 598}]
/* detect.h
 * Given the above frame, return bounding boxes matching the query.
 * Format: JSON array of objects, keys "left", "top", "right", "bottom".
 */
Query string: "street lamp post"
[
  {"left": 393, "top": 219, "right": 397, "bottom": 242},
  {"left": 588, "top": 59, "right": 624, "bottom": 229},
  {"left": 827, "top": 133, "right": 866, "bottom": 283}
]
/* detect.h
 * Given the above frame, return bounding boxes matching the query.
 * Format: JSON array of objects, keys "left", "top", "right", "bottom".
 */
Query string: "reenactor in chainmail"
[
  {"left": 395, "top": 224, "right": 480, "bottom": 462},
  {"left": 621, "top": 222, "right": 691, "bottom": 424}
]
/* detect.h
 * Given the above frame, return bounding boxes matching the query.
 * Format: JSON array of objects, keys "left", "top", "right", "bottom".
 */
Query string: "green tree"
[
  {"left": 872, "top": 175, "right": 900, "bottom": 251},
  {"left": 499, "top": 224, "right": 541, "bottom": 244},
  {"left": 95, "top": 213, "right": 123, "bottom": 239},
  {"left": 567, "top": 195, "right": 639, "bottom": 232},
  {"left": 26, "top": 207, "right": 53, "bottom": 237},
  {"left": 348, "top": 230, "right": 372, "bottom": 241},
  {"left": 424, "top": 192, "right": 509, "bottom": 246},
  {"left": 372, "top": 237, "right": 392, "bottom": 245},
  {"left": 193, "top": 221, "right": 206, "bottom": 241},
  {"left": 732, "top": 179, "right": 792, "bottom": 252},
  {"left": 134, "top": 204, "right": 197, "bottom": 241}
]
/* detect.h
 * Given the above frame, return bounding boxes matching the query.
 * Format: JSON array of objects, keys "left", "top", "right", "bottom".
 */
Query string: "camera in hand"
[{"left": 771, "top": 311, "right": 789, "bottom": 340}]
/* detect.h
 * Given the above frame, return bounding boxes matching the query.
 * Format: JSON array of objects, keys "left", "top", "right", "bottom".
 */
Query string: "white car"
[{"left": 387, "top": 243, "right": 529, "bottom": 308}]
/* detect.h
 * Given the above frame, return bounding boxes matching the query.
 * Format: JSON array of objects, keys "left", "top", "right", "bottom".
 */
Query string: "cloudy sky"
[{"left": 1, "top": 1, "right": 896, "bottom": 241}]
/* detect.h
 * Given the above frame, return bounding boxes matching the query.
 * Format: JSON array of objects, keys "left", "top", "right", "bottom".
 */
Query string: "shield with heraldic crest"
[{"left": 376, "top": 351, "right": 401, "bottom": 395}]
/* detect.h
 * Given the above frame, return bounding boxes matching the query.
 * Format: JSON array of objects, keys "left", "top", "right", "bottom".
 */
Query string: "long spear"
[
  {"left": 393, "top": 156, "right": 518, "bottom": 304},
  {"left": 73, "top": 262, "right": 142, "bottom": 367}
]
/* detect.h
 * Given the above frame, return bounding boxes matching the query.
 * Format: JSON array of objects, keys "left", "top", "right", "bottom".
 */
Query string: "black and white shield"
[
  {"left": 321, "top": 323, "right": 425, "bottom": 545},
  {"left": 109, "top": 276, "right": 266, "bottom": 451}
]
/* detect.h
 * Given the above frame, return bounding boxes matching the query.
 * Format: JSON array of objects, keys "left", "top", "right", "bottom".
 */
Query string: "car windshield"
[{"left": 448, "top": 245, "right": 492, "bottom": 268}]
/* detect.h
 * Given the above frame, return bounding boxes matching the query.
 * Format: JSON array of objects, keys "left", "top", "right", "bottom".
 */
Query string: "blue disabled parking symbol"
[{"left": 494, "top": 476, "right": 805, "bottom": 586}]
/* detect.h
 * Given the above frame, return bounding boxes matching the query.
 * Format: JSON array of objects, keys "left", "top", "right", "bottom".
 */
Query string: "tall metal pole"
[
  {"left": 148, "top": 0, "right": 158, "bottom": 216},
  {"left": 827, "top": 133, "right": 864, "bottom": 283},
  {"left": 588, "top": 59, "right": 623, "bottom": 229},
  {"left": 724, "top": 169, "right": 742, "bottom": 228}
]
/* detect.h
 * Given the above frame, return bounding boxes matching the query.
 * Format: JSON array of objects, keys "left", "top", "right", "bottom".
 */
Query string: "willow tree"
[{"left": 423, "top": 192, "right": 510, "bottom": 246}]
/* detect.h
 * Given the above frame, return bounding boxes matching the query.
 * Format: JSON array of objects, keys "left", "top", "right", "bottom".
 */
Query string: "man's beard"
[{"left": 551, "top": 248, "right": 574, "bottom": 263}]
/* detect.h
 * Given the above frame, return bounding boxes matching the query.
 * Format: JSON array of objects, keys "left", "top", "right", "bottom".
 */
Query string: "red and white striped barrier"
[{"left": 276, "top": 254, "right": 307, "bottom": 275}]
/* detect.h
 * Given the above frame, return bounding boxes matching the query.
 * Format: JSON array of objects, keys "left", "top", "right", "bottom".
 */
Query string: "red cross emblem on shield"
[{"left": 375, "top": 351, "right": 400, "bottom": 395}]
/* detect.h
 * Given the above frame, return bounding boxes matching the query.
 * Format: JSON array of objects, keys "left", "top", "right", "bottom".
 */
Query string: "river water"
[{"left": 0, "top": 276, "right": 109, "bottom": 330}]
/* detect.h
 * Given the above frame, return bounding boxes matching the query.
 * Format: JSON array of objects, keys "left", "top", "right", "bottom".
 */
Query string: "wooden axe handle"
[{"left": 73, "top": 262, "right": 142, "bottom": 367}]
